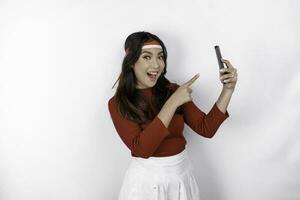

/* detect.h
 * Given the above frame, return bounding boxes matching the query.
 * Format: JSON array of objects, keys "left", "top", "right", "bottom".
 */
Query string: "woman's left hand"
[{"left": 219, "top": 58, "right": 238, "bottom": 91}]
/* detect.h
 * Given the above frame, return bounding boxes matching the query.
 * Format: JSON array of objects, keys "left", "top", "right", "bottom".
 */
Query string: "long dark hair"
[{"left": 111, "top": 31, "right": 184, "bottom": 124}]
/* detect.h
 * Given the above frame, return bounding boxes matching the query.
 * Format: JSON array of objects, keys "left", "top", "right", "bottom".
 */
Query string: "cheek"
[{"left": 134, "top": 69, "right": 147, "bottom": 79}]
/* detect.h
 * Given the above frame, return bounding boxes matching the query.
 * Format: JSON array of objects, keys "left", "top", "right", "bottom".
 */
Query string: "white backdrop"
[{"left": 1, "top": 0, "right": 299, "bottom": 199}]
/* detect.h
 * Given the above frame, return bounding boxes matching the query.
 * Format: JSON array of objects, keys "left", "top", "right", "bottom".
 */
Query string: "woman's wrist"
[{"left": 222, "top": 86, "right": 235, "bottom": 94}]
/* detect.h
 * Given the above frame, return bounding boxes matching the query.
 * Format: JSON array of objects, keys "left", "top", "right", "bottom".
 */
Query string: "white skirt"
[{"left": 118, "top": 149, "right": 201, "bottom": 200}]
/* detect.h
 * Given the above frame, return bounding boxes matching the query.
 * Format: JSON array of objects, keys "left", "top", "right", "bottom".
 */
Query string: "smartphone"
[{"left": 214, "top": 45, "right": 229, "bottom": 74}]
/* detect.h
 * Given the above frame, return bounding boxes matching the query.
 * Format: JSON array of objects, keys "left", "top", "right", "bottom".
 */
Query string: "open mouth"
[{"left": 147, "top": 72, "right": 157, "bottom": 79}]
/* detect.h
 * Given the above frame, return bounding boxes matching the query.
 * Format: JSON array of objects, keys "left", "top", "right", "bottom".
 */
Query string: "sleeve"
[
  {"left": 172, "top": 83, "right": 229, "bottom": 138},
  {"left": 108, "top": 97, "right": 170, "bottom": 158}
]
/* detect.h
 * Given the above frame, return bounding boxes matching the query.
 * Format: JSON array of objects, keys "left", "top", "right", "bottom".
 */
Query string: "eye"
[{"left": 143, "top": 55, "right": 164, "bottom": 60}]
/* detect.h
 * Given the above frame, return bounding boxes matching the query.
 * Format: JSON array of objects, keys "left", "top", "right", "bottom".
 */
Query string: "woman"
[{"left": 108, "top": 31, "right": 238, "bottom": 200}]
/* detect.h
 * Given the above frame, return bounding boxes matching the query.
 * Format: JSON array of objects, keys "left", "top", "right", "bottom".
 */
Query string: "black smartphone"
[{"left": 214, "top": 45, "right": 229, "bottom": 74}]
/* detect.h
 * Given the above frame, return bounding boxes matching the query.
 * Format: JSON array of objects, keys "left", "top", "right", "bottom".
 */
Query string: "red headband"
[{"left": 125, "top": 40, "right": 162, "bottom": 55}]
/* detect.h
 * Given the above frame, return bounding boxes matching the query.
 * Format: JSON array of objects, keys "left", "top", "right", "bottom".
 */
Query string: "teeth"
[{"left": 148, "top": 72, "right": 158, "bottom": 75}]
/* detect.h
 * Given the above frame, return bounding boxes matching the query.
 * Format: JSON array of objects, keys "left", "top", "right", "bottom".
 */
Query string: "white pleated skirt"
[{"left": 118, "top": 149, "right": 201, "bottom": 200}]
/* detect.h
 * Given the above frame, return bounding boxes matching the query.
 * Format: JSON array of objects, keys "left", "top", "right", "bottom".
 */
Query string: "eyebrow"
[{"left": 142, "top": 50, "right": 163, "bottom": 55}]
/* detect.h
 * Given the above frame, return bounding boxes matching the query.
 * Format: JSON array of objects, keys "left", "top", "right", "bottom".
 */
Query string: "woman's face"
[{"left": 133, "top": 48, "right": 165, "bottom": 89}]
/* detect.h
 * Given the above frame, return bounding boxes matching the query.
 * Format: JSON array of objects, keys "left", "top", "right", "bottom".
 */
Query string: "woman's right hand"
[{"left": 168, "top": 73, "right": 200, "bottom": 107}]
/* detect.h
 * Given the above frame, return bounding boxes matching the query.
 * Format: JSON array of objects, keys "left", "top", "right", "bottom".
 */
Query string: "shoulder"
[
  {"left": 108, "top": 95, "right": 117, "bottom": 110},
  {"left": 170, "top": 82, "right": 180, "bottom": 91},
  {"left": 108, "top": 95, "right": 115, "bottom": 104}
]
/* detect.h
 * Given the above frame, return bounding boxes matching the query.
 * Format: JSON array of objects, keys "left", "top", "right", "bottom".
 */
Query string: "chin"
[{"left": 148, "top": 80, "right": 157, "bottom": 85}]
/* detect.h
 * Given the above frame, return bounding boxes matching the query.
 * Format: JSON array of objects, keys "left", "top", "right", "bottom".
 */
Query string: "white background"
[{"left": 1, "top": 0, "right": 299, "bottom": 199}]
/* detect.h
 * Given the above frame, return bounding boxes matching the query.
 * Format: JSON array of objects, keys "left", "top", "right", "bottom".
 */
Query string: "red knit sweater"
[{"left": 108, "top": 83, "right": 229, "bottom": 158}]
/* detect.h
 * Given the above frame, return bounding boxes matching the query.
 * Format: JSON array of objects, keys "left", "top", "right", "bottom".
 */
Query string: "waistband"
[{"left": 133, "top": 149, "right": 189, "bottom": 166}]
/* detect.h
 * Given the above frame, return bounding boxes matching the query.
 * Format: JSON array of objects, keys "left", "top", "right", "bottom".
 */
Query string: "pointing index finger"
[{"left": 183, "top": 73, "right": 200, "bottom": 87}]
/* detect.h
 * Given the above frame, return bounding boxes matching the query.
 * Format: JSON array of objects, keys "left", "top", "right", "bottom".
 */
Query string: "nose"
[{"left": 151, "top": 59, "right": 161, "bottom": 69}]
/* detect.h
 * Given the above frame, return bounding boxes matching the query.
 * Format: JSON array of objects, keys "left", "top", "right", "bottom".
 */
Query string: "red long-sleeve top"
[{"left": 108, "top": 83, "right": 229, "bottom": 158}]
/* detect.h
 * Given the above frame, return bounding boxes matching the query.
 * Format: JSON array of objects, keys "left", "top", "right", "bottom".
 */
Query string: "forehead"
[{"left": 141, "top": 48, "right": 163, "bottom": 54}]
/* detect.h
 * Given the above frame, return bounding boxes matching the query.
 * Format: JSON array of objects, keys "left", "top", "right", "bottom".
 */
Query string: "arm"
[
  {"left": 108, "top": 97, "right": 173, "bottom": 158},
  {"left": 172, "top": 83, "right": 229, "bottom": 138},
  {"left": 157, "top": 98, "right": 178, "bottom": 128},
  {"left": 216, "top": 87, "right": 234, "bottom": 114}
]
